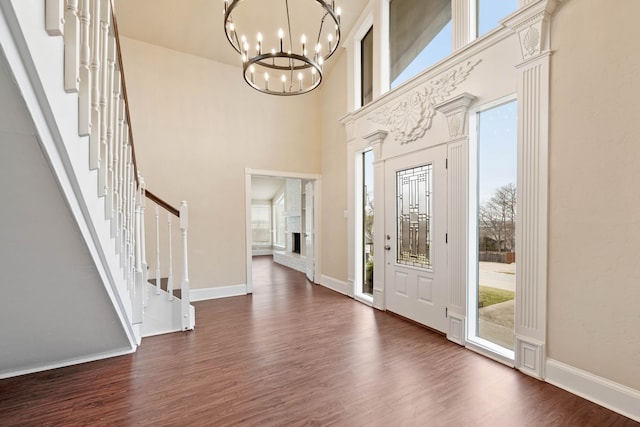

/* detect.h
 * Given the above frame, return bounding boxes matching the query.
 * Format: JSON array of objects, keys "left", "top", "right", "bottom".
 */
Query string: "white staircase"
[{"left": 0, "top": 0, "right": 194, "bottom": 378}]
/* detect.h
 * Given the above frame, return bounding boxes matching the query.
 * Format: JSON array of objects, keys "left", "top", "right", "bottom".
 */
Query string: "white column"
[
  {"left": 373, "top": 0, "right": 389, "bottom": 97},
  {"left": 342, "top": 116, "right": 357, "bottom": 297},
  {"left": 452, "top": 0, "right": 472, "bottom": 51},
  {"left": 362, "top": 130, "right": 387, "bottom": 310},
  {"left": 435, "top": 93, "right": 476, "bottom": 346},
  {"left": 504, "top": 0, "right": 559, "bottom": 379}
]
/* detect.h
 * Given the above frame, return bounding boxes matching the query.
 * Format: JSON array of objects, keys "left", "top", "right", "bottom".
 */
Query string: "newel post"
[
  {"left": 132, "top": 185, "right": 143, "bottom": 324},
  {"left": 180, "top": 201, "right": 193, "bottom": 331}
]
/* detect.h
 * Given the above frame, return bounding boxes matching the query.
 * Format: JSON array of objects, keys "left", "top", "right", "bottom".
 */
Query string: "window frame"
[{"left": 467, "top": 93, "right": 518, "bottom": 364}]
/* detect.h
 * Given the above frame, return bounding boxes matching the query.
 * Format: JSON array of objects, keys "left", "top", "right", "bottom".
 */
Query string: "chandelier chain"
[{"left": 285, "top": 0, "right": 295, "bottom": 90}]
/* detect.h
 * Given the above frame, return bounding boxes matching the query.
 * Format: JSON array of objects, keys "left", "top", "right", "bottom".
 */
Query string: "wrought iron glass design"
[{"left": 396, "top": 164, "right": 432, "bottom": 269}]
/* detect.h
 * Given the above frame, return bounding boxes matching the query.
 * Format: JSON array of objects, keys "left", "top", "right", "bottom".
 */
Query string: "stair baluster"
[
  {"left": 105, "top": 35, "right": 116, "bottom": 221},
  {"left": 98, "top": 0, "right": 110, "bottom": 197},
  {"left": 78, "top": 0, "right": 91, "bottom": 136},
  {"left": 46, "top": 0, "right": 64, "bottom": 36},
  {"left": 63, "top": 0, "right": 79, "bottom": 92},
  {"left": 89, "top": 0, "right": 101, "bottom": 171},
  {"left": 154, "top": 205, "right": 161, "bottom": 295},
  {"left": 167, "top": 213, "right": 174, "bottom": 301}
]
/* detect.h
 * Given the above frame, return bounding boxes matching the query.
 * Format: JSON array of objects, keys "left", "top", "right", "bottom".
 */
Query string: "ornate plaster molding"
[
  {"left": 434, "top": 92, "right": 476, "bottom": 139},
  {"left": 368, "top": 60, "right": 481, "bottom": 145},
  {"left": 503, "top": 0, "right": 562, "bottom": 61}
]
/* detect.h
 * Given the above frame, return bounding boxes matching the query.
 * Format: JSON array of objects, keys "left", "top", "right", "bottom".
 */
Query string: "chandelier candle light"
[{"left": 223, "top": 0, "right": 342, "bottom": 95}]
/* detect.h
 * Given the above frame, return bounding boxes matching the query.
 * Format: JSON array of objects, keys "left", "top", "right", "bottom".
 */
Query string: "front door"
[{"left": 384, "top": 145, "right": 447, "bottom": 332}]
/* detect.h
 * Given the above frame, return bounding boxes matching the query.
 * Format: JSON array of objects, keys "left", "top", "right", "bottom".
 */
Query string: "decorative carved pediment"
[{"left": 368, "top": 60, "right": 480, "bottom": 145}]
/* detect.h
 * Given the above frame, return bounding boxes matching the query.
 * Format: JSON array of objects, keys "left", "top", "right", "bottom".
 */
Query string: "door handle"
[{"left": 384, "top": 245, "right": 391, "bottom": 251}]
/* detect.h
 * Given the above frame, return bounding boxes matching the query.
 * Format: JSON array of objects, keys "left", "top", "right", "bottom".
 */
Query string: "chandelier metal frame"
[{"left": 223, "top": 0, "right": 342, "bottom": 96}]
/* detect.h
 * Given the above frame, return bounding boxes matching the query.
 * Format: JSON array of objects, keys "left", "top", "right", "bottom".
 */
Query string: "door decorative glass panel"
[{"left": 396, "top": 164, "right": 432, "bottom": 269}]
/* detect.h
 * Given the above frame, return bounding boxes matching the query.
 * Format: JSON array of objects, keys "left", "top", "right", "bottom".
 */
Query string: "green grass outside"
[{"left": 479, "top": 286, "right": 515, "bottom": 307}]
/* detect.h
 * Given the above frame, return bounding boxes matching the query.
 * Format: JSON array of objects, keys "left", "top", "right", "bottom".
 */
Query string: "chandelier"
[{"left": 223, "top": 0, "right": 342, "bottom": 95}]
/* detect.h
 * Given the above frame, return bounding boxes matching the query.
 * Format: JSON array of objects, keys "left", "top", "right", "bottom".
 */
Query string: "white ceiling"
[
  {"left": 251, "top": 176, "right": 285, "bottom": 201},
  {"left": 114, "top": 0, "right": 369, "bottom": 68}
]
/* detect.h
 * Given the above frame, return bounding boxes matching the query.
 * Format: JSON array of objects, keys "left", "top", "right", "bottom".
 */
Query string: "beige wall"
[
  {"left": 319, "top": 52, "right": 349, "bottom": 282},
  {"left": 120, "top": 37, "right": 321, "bottom": 289},
  {"left": 548, "top": 0, "right": 640, "bottom": 390}
]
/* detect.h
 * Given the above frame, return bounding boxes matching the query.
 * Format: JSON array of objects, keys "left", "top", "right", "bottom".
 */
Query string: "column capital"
[
  {"left": 363, "top": 129, "right": 388, "bottom": 161},
  {"left": 503, "top": 0, "right": 562, "bottom": 62},
  {"left": 434, "top": 92, "right": 476, "bottom": 139}
]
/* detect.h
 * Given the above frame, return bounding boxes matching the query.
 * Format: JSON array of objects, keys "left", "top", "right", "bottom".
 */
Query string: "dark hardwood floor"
[{"left": 1, "top": 256, "right": 637, "bottom": 426}]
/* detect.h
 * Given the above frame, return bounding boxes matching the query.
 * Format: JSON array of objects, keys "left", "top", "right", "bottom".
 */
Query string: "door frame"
[{"left": 244, "top": 168, "right": 321, "bottom": 294}]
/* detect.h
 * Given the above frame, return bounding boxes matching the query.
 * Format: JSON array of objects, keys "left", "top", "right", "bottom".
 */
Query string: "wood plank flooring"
[{"left": 1, "top": 256, "right": 637, "bottom": 426}]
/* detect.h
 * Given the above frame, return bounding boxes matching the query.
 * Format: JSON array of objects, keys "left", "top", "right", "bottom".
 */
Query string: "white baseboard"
[
  {"left": 546, "top": 359, "right": 640, "bottom": 422},
  {"left": 190, "top": 284, "right": 247, "bottom": 302},
  {"left": 0, "top": 346, "right": 136, "bottom": 380},
  {"left": 319, "top": 275, "right": 350, "bottom": 296},
  {"left": 252, "top": 249, "right": 273, "bottom": 256}
]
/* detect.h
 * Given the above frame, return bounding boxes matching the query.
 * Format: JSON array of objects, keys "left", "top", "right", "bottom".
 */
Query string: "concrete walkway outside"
[{"left": 477, "top": 261, "right": 515, "bottom": 349}]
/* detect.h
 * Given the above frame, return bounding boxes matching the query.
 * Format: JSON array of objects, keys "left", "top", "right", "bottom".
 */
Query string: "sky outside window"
[{"left": 390, "top": 2, "right": 520, "bottom": 89}]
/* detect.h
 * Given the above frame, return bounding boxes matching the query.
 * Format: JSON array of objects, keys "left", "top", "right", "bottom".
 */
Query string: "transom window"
[
  {"left": 477, "top": 0, "right": 519, "bottom": 37},
  {"left": 361, "top": 27, "right": 374, "bottom": 107},
  {"left": 390, "top": 0, "right": 452, "bottom": 88}
]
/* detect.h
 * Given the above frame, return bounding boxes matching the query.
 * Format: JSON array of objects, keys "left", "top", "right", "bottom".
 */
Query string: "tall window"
[
  {"left": 274, "top": 194, "right": 285, "bottom": 248},
  {"left": 469, "top": 98, "right": 517, "bottom": 357},
  {"left": 361, "top": 27, "right": 374, "bottom": 107},
  {"left": 251, "top": 203, "right": 272, "bottom": 247},
  {"left": 390, "top": 0, "right": 452, "bottom": 88},
  {"left": 362, "top": 150, "right": 375, "bottom": 296},
  {"left": 477, "top": 0, "right": 519, "bottom": 37}
]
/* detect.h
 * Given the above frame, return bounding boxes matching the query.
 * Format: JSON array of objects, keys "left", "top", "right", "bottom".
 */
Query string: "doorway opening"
[{"left": 245, "top": 169, "right": 320, "bottom": 293}]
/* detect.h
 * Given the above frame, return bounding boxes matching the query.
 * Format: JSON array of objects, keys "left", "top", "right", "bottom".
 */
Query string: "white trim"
[
  {"left": 0, "top": 346, "right": 136, "bottom": 380},
  {"left": 190, "top": 284, "right": 247, "bottom": 302},
  {"left": 466, "top": 94, "right": 518, "bottom": 360},
  {"left": 546, "top": 359, "right": 640, "bottom": 423},
  {"left": 245, "top": 168, "right": 321, "bottom": 294},
  {"left": 354, "top": 294, "right": 373, "bottom": 307},
  {"left": 516, "top": 335, "right": 544, "bottom": 379},
  {"left": 245, "top": 171, "right": 253, "bottom": 293},
  {"left": 465, "top": 340, "right": 515, "bottom": 368},
  {"left": 319, "top": 274, "right": 350, "bottom": 296},
  {"left": 447, "top": 312, "right": 466, "bottom": 345},
  {"left": 252, "top": 249, "right": 273, "bottom": 256}
]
